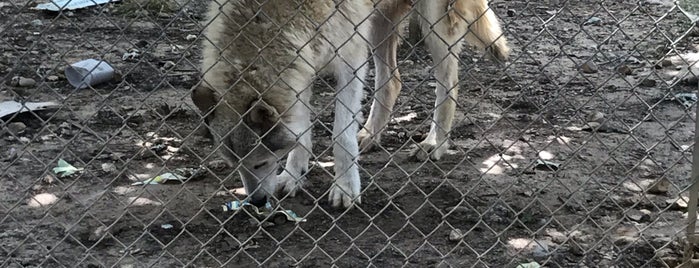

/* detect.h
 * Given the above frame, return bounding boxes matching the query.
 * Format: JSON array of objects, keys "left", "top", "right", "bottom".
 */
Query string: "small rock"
[
  {"left": 30, "top": 19, "right": 43, "bottom": 27},
  {"left": 546, "top": 229, "right": 567, "bottom": 244},
  {"left": 613, "top": 235, "right": 637, "bottom": 246},
  {"left": 162, "top": 61, "right": 176, "bottom": 69},
  {"left": 449, "top": 229, "right": 465, "bottom": 241},
  {"left": 507, "top": 9, "right": 516, "bottom": 17},
  {"left": 667, "top": 197, "right": 688, "bottom": 209},
  {"left": 648, "top": 178, "right": 671, "bottom": 195},
  {"left": 7, "top": 122, "right": 27, "bottom": 134},
  {"left": 185, "top": 34, "right": 197, "bottom": 41},
  {"left": 11, "top": 76, "right": 37, "bottom": 87},
  {"left": 89, "top": 225, "right": 109, "bottom": 241},
  {"left": 207, "top": 160, "right": 229, "bottom": 172},
  {"left": 46, "top": 75, "right": 59, "bottom": 82},
  {"left": 640, "top": 78, "right": 656, "bottom": 87},
  {"left": 101, "top": 163, "right": 117, "bottom": 173},
  {"left": 617, "top": 65, "right": 633, "bottom": 75},
  {"left": 42, "top": 174, "right": 55, "bottom": 184},
  {"left": 580, "top": 62, "right": 598, "bottom": 74},
  {"left": 584, "top": 16, "right": 603, "bottom": 26},
  {"left": 655, "top": 59, "right": 673, "bottom": 69},
  {"left": 626, "top": 209, "right": 650, "bottom": 222},
  {"left": 586, "top": 111, "right": 605, "bottom": 123}
]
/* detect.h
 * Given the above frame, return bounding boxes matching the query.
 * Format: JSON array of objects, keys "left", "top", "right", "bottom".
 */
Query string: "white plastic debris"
[
  {"left": 33, "top": 0, "right": 120, "bottom": 11},
  {"left": 0, "top": 101, "right": 59, "bottom": 118},
  {"left": 516, "top": 262, "right": 541, "bottom": 268},
  {"left": 53, "top": 159, "right": 84, "bottom": 177},
  {"left": 65, "top": 59, "right": 115, "bottom": 89},
  {"left": 674, "top": 93, "right": 697, "bottom": 108},
  {"left": 222, "top": 200, "right": 306, "bottom": 224},
  {"left": 131, "top": 167, "right": 205, "bottom": 185}
]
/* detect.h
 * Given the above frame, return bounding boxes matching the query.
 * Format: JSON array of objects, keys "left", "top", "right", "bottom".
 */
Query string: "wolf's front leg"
[{"left": 329, "top": 53, "right": 368, "bottom": 208}]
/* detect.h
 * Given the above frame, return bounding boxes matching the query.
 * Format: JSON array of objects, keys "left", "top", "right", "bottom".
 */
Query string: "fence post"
[{"left": 684, "top": 82, "right": 699, "bottom": 265}]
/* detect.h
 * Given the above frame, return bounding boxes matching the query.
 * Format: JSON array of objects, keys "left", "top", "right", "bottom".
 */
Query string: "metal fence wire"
[{"left": 2, "top": 0, "right": 699, "bottom": 267}]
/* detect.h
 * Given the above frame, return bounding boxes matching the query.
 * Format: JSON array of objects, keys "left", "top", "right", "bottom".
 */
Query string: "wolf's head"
[{"left": 192, "top": 84, "right": 296, "bottom": 207}]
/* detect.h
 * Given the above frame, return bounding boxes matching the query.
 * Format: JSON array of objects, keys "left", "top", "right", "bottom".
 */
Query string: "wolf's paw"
[
  {"left": 328, "top": 174, "right": 361, "bottom": 208},
  {"left": 411, "top": 140, "right": 448, "bottom": 161}
]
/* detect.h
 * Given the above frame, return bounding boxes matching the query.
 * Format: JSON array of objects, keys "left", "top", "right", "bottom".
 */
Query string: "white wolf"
[{"left": 192, "top": 0, "right": 510, "bottom": 208}]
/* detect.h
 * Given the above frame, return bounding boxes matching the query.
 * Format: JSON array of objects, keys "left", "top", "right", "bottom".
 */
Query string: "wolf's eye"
[{"left": 253, "top": 161, "right": 268, "bottom": 170}]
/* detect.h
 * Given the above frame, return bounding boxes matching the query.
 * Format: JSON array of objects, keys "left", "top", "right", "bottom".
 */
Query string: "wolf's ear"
[
  {"left": 191, "top": 84, "right": 218, "bottom": 115},
  {"left": 245, "top": 100, "right": 280, "bottom": 127}
]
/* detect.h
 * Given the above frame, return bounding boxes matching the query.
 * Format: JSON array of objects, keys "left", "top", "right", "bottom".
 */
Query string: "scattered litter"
[
  {"left": 670, "top": 93, "right": 697, "bottom": 108},
  {"left": 33, "top": 0, "right": 120, "bottom": 11},
  {"left": 122, "top": 49, "right": 141, "bottom": 61},
  {"left": 222, "top": 200, "right": 306, "bottom": 224},
  {"left": 52, "top": 159, "right": 84, "bottom": 177},
  {"left": 131, "top": 166, "right": 205, "bottom": 185},
  {"left": 534, "top": 159, "right": 560, "bottom": 171},
  {"left": 160, "top": 223, "right": 173, "bottom": 229},
  {"left": 583, "top": 16, "right": 602, "bottom": 26},
  {"left": 0, "top": 101, "right": 58, "bottom": 118},
  {"left": 516, "top": 262, "right": 541, "bottom": 268},
  {"left": 118, "top": 247, "right": 142, "bottom": 255},
  {"left": 65, "top": 59, "right": 115, "bottom": 89}
]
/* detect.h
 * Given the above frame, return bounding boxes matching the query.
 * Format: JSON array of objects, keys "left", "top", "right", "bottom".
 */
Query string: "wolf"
[{"left": 192, "top": 0, "right": 509, "bottom": 209}]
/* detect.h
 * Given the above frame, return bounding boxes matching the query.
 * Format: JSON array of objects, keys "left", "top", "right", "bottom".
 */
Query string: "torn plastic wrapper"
[
  {"left": 33, "top": 0, "right": 120, "bottom": 11},
  {"left": 222, "top": 200, "right": 306, "bottom": 224},
  {"left": 0, "top": 101, "right": 59, "bottom": 118},
  {"left": 131, "top": 166, "right": 206, "bottom": 185}
]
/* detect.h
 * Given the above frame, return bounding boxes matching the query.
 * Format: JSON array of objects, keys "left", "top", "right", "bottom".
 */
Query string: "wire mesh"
[{"left": 1, "top": 0, "right": 698, "bottom": 267}]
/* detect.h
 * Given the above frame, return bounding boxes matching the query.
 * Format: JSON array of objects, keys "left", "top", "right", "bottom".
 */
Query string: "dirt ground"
[{"left": 2, "top": 0, "right": 699, "bottom": 267}]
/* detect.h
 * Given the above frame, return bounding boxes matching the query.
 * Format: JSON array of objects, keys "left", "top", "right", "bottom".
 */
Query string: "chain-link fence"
[{"left": 2, "top": 0, "right": 699, "bottom": 267}]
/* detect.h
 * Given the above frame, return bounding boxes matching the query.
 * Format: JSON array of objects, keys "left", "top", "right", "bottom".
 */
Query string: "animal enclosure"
[{"left": 1, "top": 0, "right": 699, "bottom": 267}]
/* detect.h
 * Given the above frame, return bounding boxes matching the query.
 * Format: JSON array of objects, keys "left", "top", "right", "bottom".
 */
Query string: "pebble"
[
  {"left": 185, "top": 34, "right": 197, "bottom": 41},
  {"left": 11, "top": 76, "right": 37, "bottom": 87},
  {"left": 586, "top": 111, "right": 605, "bottom": 123},
  {"left": 162, "top": 61, "right": 176, "bottom": 69},
  {"left": 584, "top": 16, "right": 603, "bottom": 26},
  {"left": 580, "top": 62, "right": 598, "bottom": 73},
  {"left": 101, "top": 163, "right": 117, "bottom": 173},
  {"left": 46, "top": 75, "right": 59, "bottom": 82},
  {"left": 648, "top": 178, "right": 670, "bottom": 195},
  {"left": 448, "top": 229, "right": 465, "bottom": 241},
  {"left": 507, "top": 9, "right": 516, "bottom": 17},
  {"left": 640, "top": 78, "right": 657, "bottom": 87},
  {"left": 626, "top": 209, "right": 651, "bottom": 222},
  {"left": 617, "top": 65, "right": 633, "bottom": 75},
  {"left": 7, "top": 122, "right": 27, "bottom": 134},
  {"left": 655, "top": 59, "right": 673, "bottom": 69},
  {"left": 30, "top": 19, "right": 43, "bottom": 27}
]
